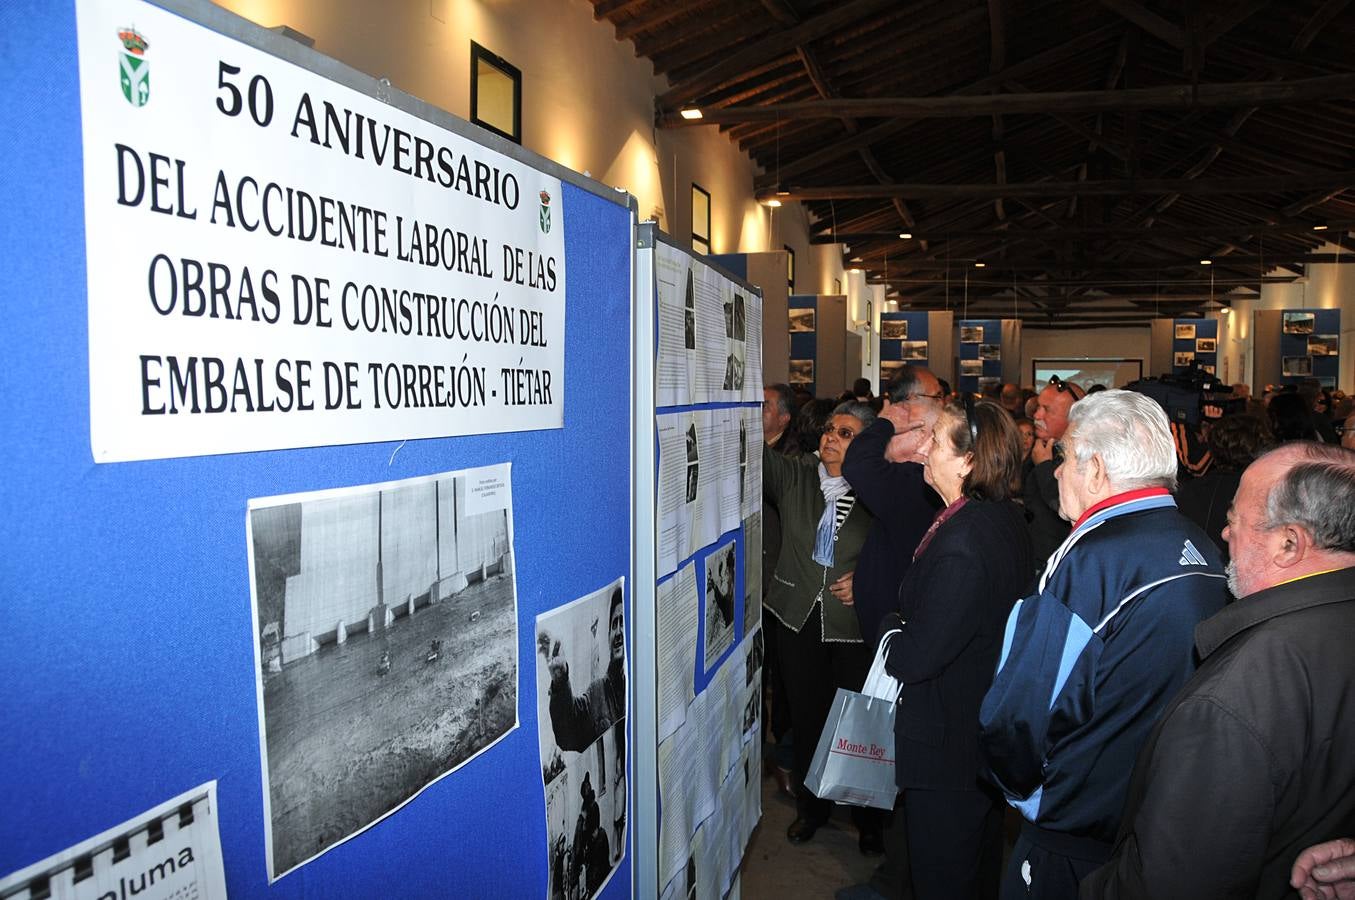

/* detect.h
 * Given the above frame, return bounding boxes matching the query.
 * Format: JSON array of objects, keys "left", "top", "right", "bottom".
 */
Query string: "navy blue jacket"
[
  {"left": 979, "top": 493, "right": 1229, "bottom": 844},
  {"left": 841, "top": 418, "right": 940, "bottom": 641}
]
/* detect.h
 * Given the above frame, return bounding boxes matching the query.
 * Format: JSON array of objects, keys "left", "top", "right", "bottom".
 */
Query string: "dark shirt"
[
  {"left": 1022, "top": 453, "right": 1069, "bottom": 570},
  {"left": 1175, "top": 467, "right": 1242, "bottom": 564},
  {"left": 841, "top": 417, "right": 940, "bottom": 641}
]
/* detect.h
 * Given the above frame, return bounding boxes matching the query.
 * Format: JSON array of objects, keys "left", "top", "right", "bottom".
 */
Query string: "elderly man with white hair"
[{"left": 978, "top": 390, "right": 1230, "bottom": 900}]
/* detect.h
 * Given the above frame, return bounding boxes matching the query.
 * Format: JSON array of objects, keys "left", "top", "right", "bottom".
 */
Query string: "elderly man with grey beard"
[{"left": 1082, "top": 442, "right": 1355, "bottom": 899}]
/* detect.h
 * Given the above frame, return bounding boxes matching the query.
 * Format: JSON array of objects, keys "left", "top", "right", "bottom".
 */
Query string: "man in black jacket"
[
  {"left": 1084, "top": 442, "right": 1355, "bottom": 898},
  {"left": 835, "top": 365, "right": 942, "bottom": 896},
  {"left": 1024, "top": 377, "right": 1083, "bottom": 569}
]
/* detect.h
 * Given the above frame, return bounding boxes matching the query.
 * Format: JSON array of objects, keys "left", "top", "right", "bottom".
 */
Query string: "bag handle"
[{"left": 861, "top": 628, "right": 902, "bottom": 704}]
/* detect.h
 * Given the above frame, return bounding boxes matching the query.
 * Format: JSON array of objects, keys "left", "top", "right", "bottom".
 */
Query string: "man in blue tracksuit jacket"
[{"left": 978, "top": 390, "right": 1229, "bottom": 899}]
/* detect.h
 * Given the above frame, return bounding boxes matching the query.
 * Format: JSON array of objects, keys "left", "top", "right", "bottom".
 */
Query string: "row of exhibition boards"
[{"left": 0, "top": 1, "right": 763, "bottom": 898}]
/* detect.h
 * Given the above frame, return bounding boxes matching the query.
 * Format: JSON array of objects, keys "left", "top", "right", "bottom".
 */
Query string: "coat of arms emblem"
[
  {"left": 118, "top": 27, "right": 149, "bottom": 107},
  {"left": 539, "top": 190, "right": 551, "bottom": 234}
]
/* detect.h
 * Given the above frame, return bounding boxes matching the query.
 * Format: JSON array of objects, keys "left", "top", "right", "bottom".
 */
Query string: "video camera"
[{"left": 1125, "top": 366, "right": 1245, "bottom": 427}]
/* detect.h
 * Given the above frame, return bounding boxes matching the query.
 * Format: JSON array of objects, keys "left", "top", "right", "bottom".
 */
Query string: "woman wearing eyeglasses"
[
  {"left": 762, "top": 400, "right": 883, "bottom": 852},
  {"left": 878, "top": 399, "right": 1033, "bottom": 899}
]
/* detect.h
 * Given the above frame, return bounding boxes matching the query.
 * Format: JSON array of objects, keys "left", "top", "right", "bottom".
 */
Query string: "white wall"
[
  {"left": 212, "top": 0, "right": 844, "bottom": 288},
  {"left": 1218, "top": 239, "right": 1355, "bottom": 391}
]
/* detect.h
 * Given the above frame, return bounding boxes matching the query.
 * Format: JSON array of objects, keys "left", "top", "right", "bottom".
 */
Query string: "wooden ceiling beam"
[
  {"left": 811, "top": 221, "right": 1351, "bottom": 243},
  {"left": 1293, "top": 0, "right": 1354, "bottom": 52},
  {"left": 754, "top": 23, "right": 1123, "bottom": 190},
  {"left": 656, "top": 0, "right": 899, "bottom": 108},
  {"left": 770, "top": 170, "right": 1355, "bottom": 202},
  {"left": 883, "top": 255, "right": 1355, "bottom": 272},
  {"left": 1096, "top": 0, "right": 1187, "bottom": 50},
  {"left": 659, "top": 72, "right": 1355, "bottom": 125}
]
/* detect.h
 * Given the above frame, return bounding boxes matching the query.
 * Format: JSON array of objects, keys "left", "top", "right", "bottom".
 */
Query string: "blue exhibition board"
[
  {"left": 878, "top": 311, "right": 930, "bottom": 392},
  {"left": 956, "top": 318, "right": 1002, "bottom": 393},
  {"left": 1279, "top": 308, "right": 1341, "bottom": 387},
  {"left": 788, "top": 294, "right": 819, "bottom": 396},
  {"left": 1172, "top": 318, "right": 1219, "bottom": 377},
  {"left": 0, "top": 2, "right": 633, "bottom": 898}
]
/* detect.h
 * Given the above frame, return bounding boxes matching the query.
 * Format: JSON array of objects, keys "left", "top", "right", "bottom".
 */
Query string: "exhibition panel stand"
[
  {"left": 1, "top": 1, "right": 635, "bottom": 897},
  {"left": 633, "top": 225, "right": 765, "bottom": 899}
]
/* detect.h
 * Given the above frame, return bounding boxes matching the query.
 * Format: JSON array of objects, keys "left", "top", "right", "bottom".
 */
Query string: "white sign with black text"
[{"left": 77, "top": 0, "right": 566, "bottom": 461}]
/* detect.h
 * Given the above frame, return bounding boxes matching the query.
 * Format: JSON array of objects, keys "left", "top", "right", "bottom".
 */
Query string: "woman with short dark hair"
[
  {"left": 879, "top": 399, "right": 1033, "bottom": 899},
  {"left": 763, "top": 400, "right": 884, "bottom": 852}
]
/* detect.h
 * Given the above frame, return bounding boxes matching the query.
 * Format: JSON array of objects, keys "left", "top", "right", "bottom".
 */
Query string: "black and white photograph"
[
  {"left": 543, "top": 723, "right": 627, "bottom": 900},
  {"left": 959, "top": 325, "right": 983, "bottom": 343},
  {"left": 722, "top": 343, "right": 746, "bottom": 391},
  {"left": 1283, "top": 355, "right": 1314, "bottom": 376},
  {"left": 978, "top": 343, "right": 1001, "bottom": 360},
  {"left": 1174, "top": 351, "right": 1195, "bottom": 368},
  {"left": 686, "top": 422, "right": 699, "bottom": 463},
  {"left": 1283, "top": 312, "right": 1316, "bottom": 335},
  {"left": 880, "top": 319, "right": 908, "bottom": 341},
  {"left": 536, "top": 578, "right": 626, "bottom": 766},
  {"left": 1201, "top": 364, "right": 1216, "bottom": 375},
  {"left": 879, "top": 361, "right": 905, "bottom": 383},
  {"left": 247, "top": 464, "right": 518, "bottom": 880},
  {"left": 733, "top": 293, "right": 746, "bottom": 342},
  {"left": 738, "top": 420, "right": 748, "bottom": 505},
  {"left": 900, "top": 340, "right": 929, "bottom": 360},
  {"left": 1195, "top": 337, "right": 1216, "bottom": 353},
  {"left": 788, "top": 308, "right": 816, "bottom": 333},
  {"left": 959, "top": 359, "right": 983, "bottom": 377},
  {"left": 1309, "top": 335, "right": 1337, "bottom": 356},
  {"left": 702, "top": 540, "right": 737, "bottom": 671},
  {"left": 683, "top": 269, "right": 696, "bottom": 350},
  {"left": 742, "top": 512, "right": 762, "bottom": 637},
  {"left": 978, "top": 376, "right": 1001, "bottom": 391},
  {"left": 788, "top": 359, "right": 814, "bottom": 384},
  {"left": 686, "top": 464, "right": 699, "bottom": 504},
  {"left": 1174, "top": 323, "right": 1196, "bottom": 340}
]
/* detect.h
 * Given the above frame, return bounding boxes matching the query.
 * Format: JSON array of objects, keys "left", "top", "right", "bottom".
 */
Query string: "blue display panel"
[
  {"left": 1279, "top": 308, "right": 1341, "bottom": 387},
  {"left": 0, "top": 2, "right": 633, "bottom": 897},
  {"left": 1171, "top": 318, "right": 1219, "bottom": 378},
  {"left": 788, "top": 294, "right": 818, "bottom": 397},
  {"left": 878, "top": 311, "right": 930, "bottom": 393},
  {"left": 956, "top": 319, "right": 1002, "bottom": 393}
]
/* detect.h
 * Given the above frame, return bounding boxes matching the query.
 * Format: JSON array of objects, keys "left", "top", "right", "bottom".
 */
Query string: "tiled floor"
[{"left": 739, "top": 773, "right": 880, "bottom": 899}]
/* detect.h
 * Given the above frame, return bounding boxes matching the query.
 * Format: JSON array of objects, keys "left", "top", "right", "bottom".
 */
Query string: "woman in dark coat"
[{"left": 879, "top": 398, "right": 1034, "bottom": 900}]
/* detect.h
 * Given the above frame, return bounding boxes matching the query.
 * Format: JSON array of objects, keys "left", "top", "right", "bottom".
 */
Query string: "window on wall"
[
  {"left": 470, "top": 42, "right": 521, "bottom": 144},
  {"left": 692, "top": 184, "right": 711, "bottom": 255},
  {"left": 784, "top": 245, "right": 796, "bottom": 291}
]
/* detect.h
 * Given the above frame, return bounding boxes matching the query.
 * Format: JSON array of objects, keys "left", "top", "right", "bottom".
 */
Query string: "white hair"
[{"left": 1066, "top": 390, "right": 1177, "bottom": 491}]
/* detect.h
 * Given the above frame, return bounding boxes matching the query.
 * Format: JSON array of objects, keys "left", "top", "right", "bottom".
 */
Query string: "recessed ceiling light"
[
  {"left": 1200, "top": 259, "right": 1212, "bottom": 265},
  {"left": 1313, "top": 224, "right": 1328, "bottom": 231},
  {"left": 974, "top": 261, "right": 986, "bottom": 268},
  {"left": 763, "top": 198, "right": 782, "bottom": 208},
  {"left": 679, "top": 107, "right": 703, "bottom": 120},
  {"left": 898, "top": 232, "right": 912, "bottom": 239}
]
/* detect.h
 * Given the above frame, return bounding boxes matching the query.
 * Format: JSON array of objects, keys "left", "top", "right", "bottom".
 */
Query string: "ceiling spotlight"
[
  {"left": 679, "top": 107, "right": 703, "bottom": 120},
  {"left": 1220, "top": 306, "right": 1232, "bottom": 315},
  {"left": 898, "top": 232, "right": 912, "bottom": 240},
  {"left": 763, "top": 198, "right": 782, "bottom": 208},
  {"left": 974, "top": 261, "right": 986, "bottom": 268},
  {"left": 1200, "top": 259, "right": 1212, "bottom": 265},
  {"left": 1313, "top": 224, "right": 1328, "bottom": 231},
  {"left": 851, "top": 256, "right": 862, "bottom": 262},
  {"left": 849, "top": 267, "right": 862, "bottom": 274}
]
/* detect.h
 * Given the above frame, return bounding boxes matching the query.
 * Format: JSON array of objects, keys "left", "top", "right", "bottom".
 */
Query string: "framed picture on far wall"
[
  {"left": 1174, "top": 323, "right": 1196, "bottom": 340},
  {"left": 880, "top": 319, "right": 908, "bottom": 341},
  {"left": 1174, "top": 351, "right": 1195, "bottom": 368},
  {"left": 1308, "top": 335, "right": 1338, "bottom": 356},
  {"left": 959, "top": 359, "right": 983, "bottom": 377},
  {"left": 788, "top": 308, "right": 815, "bottom": 333},
  {"left": 1283, "top": 312, "right": 1316, "bottom": 335},
  {"left": 900, "top": 340, "right": 928, "bottom": 360},
  {"left": 959, "top": 325, "right": 983, "bottom": 343},
  {"left": 1282, "top": 356, "right": 1313, "bottom": 377},
  {"left": 1195, "top": 338, "right": 1216, "bottom": 353},
  {"left": 788, "top": 359, "right": 814, "bottom": 384}
]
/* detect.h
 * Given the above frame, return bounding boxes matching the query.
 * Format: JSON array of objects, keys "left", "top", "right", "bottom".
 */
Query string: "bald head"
[{"left": 1224, "top": 442, "right": 1355, "bottom": 598}]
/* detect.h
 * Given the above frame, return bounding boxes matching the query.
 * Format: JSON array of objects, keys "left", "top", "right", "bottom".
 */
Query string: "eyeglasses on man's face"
[{"left": 821, "top": 425, "right": 860, "bottom": 441}]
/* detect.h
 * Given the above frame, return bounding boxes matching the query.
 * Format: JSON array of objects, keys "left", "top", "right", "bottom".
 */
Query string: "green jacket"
[{"left": 762, "top": 445, "right": 874, "bottom": 642}]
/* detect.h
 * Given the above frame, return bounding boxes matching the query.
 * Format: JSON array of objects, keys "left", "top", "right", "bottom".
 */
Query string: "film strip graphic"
[{"left": 2, "top": 791, "right": 217, "bottom": 900}]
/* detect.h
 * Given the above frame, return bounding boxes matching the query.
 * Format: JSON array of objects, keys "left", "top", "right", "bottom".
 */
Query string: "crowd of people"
[{"left": 759, "top": 369, "right": 1355, "bottom": 900}]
